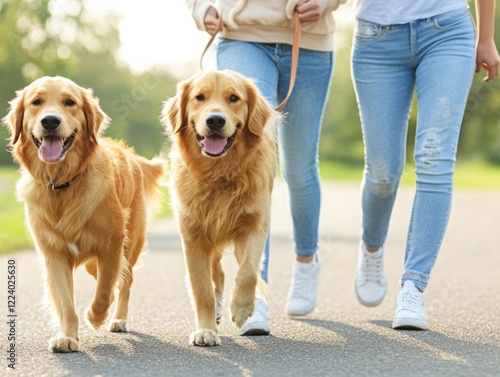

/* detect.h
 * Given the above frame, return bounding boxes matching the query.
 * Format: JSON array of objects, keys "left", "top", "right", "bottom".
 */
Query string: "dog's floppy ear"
[
  {"left": 3, "top": 88, "right": 26, "bottom": 145},
  {"left": 246, "top": 79, "right": 275, "bottom": 136},
  {"left": 161, "top": 79, "right": 191, "bottom": 134},
  {"left": 82, "top": 86, "right": 110, "bottom": 144}
]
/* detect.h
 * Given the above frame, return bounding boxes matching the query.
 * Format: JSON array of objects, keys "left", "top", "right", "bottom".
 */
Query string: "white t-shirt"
[{"left": 354, "top": 0, "right": 468, "bottom": 24}]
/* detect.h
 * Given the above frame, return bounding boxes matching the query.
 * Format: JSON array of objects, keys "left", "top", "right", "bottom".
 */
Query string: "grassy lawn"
[
  {"left": 0, "top": 167, "right": 29, "bottom": 253},
  {"left": 319, "top": 161, "right": 500, "bottom": 189},
  {"left": 1, "top": 161, "right": 499, "bottom": 254}
]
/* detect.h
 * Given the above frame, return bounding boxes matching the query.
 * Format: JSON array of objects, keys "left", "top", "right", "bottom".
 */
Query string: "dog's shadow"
[
  {"left": 48, "top": 317, "right": 499, "bottom": 376},
  {"left": 51, "top": 330, "right": 239, "bottom": 376}
]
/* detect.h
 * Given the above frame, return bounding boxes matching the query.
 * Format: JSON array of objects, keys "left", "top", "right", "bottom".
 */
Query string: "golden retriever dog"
[
  {"left": 161, "top": 70, "right": 279, "bottom": 346},
  {"left": 2, "top": 76, "right": 164, "bottom": 352}
]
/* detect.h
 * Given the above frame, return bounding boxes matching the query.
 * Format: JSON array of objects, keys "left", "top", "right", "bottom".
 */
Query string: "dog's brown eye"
[
  {"left": 229, "top": 94, "right": 239, "bottom": 103},
  {"left": 65, "top": 99, "right": 76, "bottom": 106},
  {"left": 195, "top": 94, "right": 205, "bottom": 101},
  {"left": 32, "top": 99, "right": 42, "bottom": 106}
]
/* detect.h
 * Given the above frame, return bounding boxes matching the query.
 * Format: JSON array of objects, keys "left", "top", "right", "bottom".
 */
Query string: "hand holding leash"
[{"left": 200, "top": 7, "right": 301, "bottom": 112}]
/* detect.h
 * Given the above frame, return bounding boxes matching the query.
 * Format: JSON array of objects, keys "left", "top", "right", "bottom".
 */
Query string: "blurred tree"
[
  {"left": 0, "top": 0, "right": 176, "bottom": 165},
  {"left": 1, "top": 0, "right": 498, "bottom": 167},
  {"left": 321, "top": 28, "right": 364, "bottom": 166},
  {"left": 460, "top": 2, "right": 500, "bottom": 164}
]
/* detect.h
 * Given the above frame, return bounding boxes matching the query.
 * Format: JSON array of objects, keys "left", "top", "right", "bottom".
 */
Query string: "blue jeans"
[
  {"left": 217, "top": 39, "right": 334, "bottom": 282},
  {"left": 351, "top": 8, "right": 476, "bottom": 291}
]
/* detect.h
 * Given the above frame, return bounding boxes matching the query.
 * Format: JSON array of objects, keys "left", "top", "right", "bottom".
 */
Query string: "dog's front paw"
[
  {"left": 85, "top": 307, "right": 108, "bottom": 329},
  {"left": 48, "top": 336, "right": 80, "bottom": 353},
  {"left": 85, "top": 308, "right": 108, "bottom": 330},
  {"left": 231, "top": 301, "right": 254, "bottom": 328},
  {"left": 189, "top": 329, "right": 221, "bottom": 346},
  {"left": 108, "top": 319, "right": 127, "bottom": 332}
]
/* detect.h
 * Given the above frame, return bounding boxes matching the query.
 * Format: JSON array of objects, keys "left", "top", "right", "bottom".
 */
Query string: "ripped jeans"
[{"left": 351, "top": 7, "right": 476, "bottom": 291}]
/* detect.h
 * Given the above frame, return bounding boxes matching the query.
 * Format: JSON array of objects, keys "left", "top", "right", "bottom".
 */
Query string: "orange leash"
[
  {"left": 199, "top": 17, "right": 223, "bottom": 71},
  {"left": 199, "top": 12, "right": 301, "bottom": 112},
  {"left": 275, "top": 13, "right": 301, "bottom": 111}
]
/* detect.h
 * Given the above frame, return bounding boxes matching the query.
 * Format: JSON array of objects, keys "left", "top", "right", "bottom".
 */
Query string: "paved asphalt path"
[{"left": 1, "top": 180, "right": 499, "bottom": 377}]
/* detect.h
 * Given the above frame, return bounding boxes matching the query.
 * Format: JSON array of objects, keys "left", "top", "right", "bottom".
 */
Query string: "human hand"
[
  {"left": 476, "top": 38, "right": 500, "bottom": 82},
  {"left": 204, "top": 6, "right": 221, "bottom": 36},
  {"left": 295, "top": 0, "right": 322, "bottom": 25}
]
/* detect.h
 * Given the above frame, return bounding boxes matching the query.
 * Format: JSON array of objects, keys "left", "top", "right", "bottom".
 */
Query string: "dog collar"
[{"left": 50, "top": 175, "right": 79, "bottom": 195}]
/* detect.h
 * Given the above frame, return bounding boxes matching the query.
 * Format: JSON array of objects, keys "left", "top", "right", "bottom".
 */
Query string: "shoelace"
[
  {"left": 398, "top": 290, "right": 423, "bottom": 312},
  {"left": 360, "top": 255, "right": 383, "bottom": 283},
  {"left": 290, "top": 263, "right": 314, "bottom": 298},
  {"left": 253, "top": 299, "right": 268, "bottom": 317}
]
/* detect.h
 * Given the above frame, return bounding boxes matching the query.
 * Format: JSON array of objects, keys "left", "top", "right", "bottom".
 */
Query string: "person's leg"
[
  {"left": 278, "top": 46, "right": 333, "bottom": 259},
  {"left": 402, "top": 9, "right": 476, "bottom": 291},
  {"left": 351, "top": 20, "right": 416, "bottom": 306},
  {"left": 277, "top": 46, "right": 333, "bottom": 315},
  {"left": 217, "top": 39, "right": 277, "bottom": 334},
  {"left": 352, "top": 21, "right": 415, "bottom": 250},
  {"left": 393, "top": 8, "right": 476, "bottom": 330}
]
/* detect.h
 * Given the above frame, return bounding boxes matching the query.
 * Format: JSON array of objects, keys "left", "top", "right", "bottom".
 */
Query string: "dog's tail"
[{"left": 137, "top": 156, "right": 167, "bottom": 219}]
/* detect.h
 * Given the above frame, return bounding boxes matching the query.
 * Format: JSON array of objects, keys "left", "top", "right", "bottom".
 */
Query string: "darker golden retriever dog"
[
  {"left": 3, "top": 76, "right": 164, "bottom": 352},
  {"left": 161, "top": 70, "right": 279, "bottom": 346}
]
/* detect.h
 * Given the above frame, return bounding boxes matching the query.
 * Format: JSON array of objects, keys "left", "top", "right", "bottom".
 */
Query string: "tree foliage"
[
  {"left": 0, "top": 0, "right": 177, "bottom": 165},
  {"left": 0, "top": 0, "right": 499, "bottom": 167}
]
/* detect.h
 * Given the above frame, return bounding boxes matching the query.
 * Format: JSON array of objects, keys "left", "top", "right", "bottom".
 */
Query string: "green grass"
[
  {"left": 1, "top": 161, "right": 499, "bottom": 254},
  {"left": 319, "top": 161, "right": 500, "bottom": 189},
  {"left": 0, "top": 167, "right": 30, "bottom": 253},
  {"left": 449, "top": 162, "right": 500, "bottom": 189}
]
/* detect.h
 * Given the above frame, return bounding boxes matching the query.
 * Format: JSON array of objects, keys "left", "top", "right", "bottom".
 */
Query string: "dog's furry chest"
[
  {"left": 173, "top": 171, "right": 269, "bottom": 244},
  {"left": 19, "top": 176, "right": 123, "bottom": 260}
]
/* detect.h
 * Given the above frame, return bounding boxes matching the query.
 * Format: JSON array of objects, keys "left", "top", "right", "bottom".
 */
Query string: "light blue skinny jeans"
[
  {"left": 217, "top": 39, "right": 334, "bottom": 282},
  {"left": 351, "top": 7, "right": 476, "bottom": 292}
]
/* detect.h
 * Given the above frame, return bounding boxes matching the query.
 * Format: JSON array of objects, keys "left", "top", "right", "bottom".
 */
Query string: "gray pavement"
[{"left": 1, "top": 180, "right": 499, "bottom": 376}]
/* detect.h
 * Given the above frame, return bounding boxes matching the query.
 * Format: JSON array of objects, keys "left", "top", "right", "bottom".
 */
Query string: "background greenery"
[
  {"left": 1, "top": 0, "right": 499, "bottom": 253},
  {"left": 0, "top": 0, "right": 177, "bottom": 164},
  {"left": 1, "top": 0, "right": 500, "bottom": 166}
]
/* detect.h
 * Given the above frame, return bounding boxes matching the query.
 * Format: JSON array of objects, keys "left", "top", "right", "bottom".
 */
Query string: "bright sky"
[
  {"left": 84, "top": 0, "right": 209, "bottom": 76},
  {"left": 86, "top": 1, "right": 354, "bottom": 77}
]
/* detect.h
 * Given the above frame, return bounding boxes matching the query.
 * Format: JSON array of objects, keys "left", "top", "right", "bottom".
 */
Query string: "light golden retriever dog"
[
  {"left": 2, "top": 76, "right": 164, "bottom": 352},
  {"left": 162, "top": 70, "right": 279, "bottom": 346}
]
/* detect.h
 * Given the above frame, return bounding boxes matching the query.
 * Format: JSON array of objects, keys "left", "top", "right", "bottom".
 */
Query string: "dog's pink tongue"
[
  {"left": 40, "top": 136, "right": 63, "bottom": 162},
  {"left": 202, "top": 135, "right": 227, "bottom": 155}
]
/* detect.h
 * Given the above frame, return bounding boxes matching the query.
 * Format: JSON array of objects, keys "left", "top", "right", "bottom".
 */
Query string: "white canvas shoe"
[
  {"left": 285, "top": 253, "right": 321, "bottom": 316},
  {"left": 392, "top": 280, "right": 428, "bottom": 330},
  {"left": 355, "top": 243, "right": 387, "bottom": 307},
  {"left": 239, "top": 297, "right": 271, "bottom": 336}
]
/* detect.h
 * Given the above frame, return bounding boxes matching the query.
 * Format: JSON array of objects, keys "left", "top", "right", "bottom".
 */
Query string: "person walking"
[
  {"left": 351, "top": 0, "right": 499, "bottom": 329},
  {"left": 185, "top": 0, "right": 347, "bottom": 335}
]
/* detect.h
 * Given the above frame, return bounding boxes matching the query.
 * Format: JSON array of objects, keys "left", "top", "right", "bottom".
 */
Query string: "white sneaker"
[
  {"left": 392, "top": 280, "right": 428, "bottom": 330},
  {"left": 285, "top": 253, "right": 321, "bottom": 316},
  {"left": 239, "top": 297, "right": 271, "bottom": 336},
  {"left": 355, "top": 243, "right": 387, "bottom": 307}
]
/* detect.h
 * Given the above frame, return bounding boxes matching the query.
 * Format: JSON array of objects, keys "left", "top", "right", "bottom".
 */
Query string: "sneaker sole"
[
  {"left": 240, "top": 328, "right": 270, "bottom": 336},
  {"left": 392, "top": 318, "right": 427, "bottom": 330},
  {"left": 285, "top": 305, "right": 315, "bottom": 317}
]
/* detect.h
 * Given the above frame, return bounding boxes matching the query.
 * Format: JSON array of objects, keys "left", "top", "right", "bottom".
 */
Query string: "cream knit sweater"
[{"left": 186, "top": 0, "right": 347, "bottom": 52}]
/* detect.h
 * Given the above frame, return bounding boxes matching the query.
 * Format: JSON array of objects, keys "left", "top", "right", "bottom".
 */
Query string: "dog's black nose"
[
  {"left": 206, "top": 113, "right": 226, "bottom": 131},
  {"left": 41, "top": 114, "right": 61, "bottom": 131}
]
